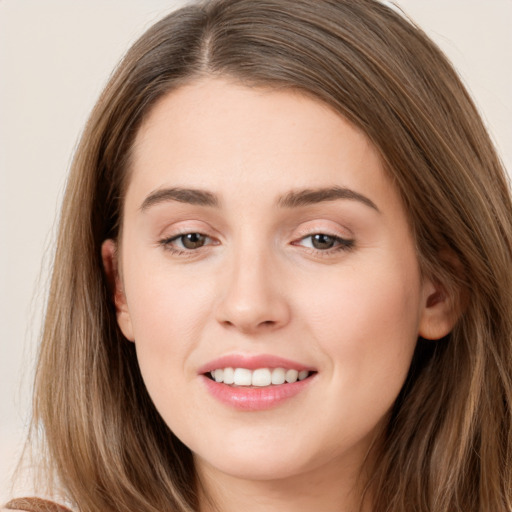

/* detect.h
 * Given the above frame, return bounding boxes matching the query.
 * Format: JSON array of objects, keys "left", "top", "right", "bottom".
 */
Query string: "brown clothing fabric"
[{"left": 4, "top": 498, "right": 72, "bottom": 512}]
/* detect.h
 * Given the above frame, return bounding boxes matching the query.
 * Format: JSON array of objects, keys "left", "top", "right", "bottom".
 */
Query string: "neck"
[{"left": 195, "top": 455, "right": 373, "bottom": 512}]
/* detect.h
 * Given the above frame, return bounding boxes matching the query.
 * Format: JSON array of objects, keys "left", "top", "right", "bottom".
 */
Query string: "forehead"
[{"left": 126, "top": 77, "right": 396, "bottom": 212}]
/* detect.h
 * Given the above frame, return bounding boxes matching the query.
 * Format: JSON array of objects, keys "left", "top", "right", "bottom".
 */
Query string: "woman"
[{"left": 5, "top": 0, "right": 512, "bottom": 511}]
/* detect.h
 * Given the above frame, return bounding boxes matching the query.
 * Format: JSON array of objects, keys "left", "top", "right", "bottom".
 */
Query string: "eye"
[
  {"left": 307, "top": 234, "right": 337, "bottom": 250},
  {"left": 160, "top": 232, "right": 213, "bottom": 252},
  {"left": 295, "top": 233, "right": 354, "bottom": 251},
  {"left": 177, "top": 233, "right": 209, "bottom": 249}
]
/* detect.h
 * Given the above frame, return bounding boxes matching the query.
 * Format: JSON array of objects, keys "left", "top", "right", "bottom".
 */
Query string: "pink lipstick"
[{"left": 198, "top": 354, "right": 317, "bottom": 411}]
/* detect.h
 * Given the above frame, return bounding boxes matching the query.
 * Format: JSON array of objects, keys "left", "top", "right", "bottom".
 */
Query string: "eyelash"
[
  {"left": 158, "top": 232, "right": 216, "bottom": 257},
  {"left": 158, "top": 231, "right": 355, "bottom": 257},
  {"left": 292, "top": 233, "right": 355, "bottom": 255}
]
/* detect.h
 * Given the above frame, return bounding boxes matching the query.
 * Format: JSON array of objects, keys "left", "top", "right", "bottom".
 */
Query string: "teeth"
[
  {"left": 298, "top": 370, "right": 309, "bottom": 381},
  {"left": 209, "top": 367, "right": 312, "bottom": 387},
  {"left": 285, "top": 369, "right": 298, "bottom": 383},
  {"left": 271, "top": 368, "right": 286, "bottom": 385},
  {"left": 233, "top": 368, "right": 252, "bottom": 386},
  {"left": 223, "top": 367, "right": 235, "bottom": 384},
  {"left": 252, "top": 368, "right": 272, "bottom": 387}
]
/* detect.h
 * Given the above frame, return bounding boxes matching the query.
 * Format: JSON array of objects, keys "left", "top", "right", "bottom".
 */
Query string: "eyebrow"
[
  {"left": 277, "top": 186, "right": 380, "bottom": 211},
  {"left": 140, "top": 187, "right": 219, "bottom": 211},
  {"left": 140, "top": 185, "right": 379, "bottom": 212}
]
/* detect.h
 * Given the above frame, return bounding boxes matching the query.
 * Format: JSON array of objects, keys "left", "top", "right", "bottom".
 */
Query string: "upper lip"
[{"left": 198, "top": 354, "right": 316, "bottom": 374}]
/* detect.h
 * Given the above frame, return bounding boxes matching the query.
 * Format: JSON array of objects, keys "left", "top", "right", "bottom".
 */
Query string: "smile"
[
  {"left": 199, "top": 354, "right": 317, "bottom": 410},
  {"left": 208, "top": 367, "right": 312, "bottom": 386}
]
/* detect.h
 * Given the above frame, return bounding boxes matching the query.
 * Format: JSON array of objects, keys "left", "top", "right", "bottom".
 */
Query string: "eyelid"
[
  {"left": 156, "top": 218, "right": 219, "bottom": 238},
  {"left": 157, "top": 223, "right": 220, "bottom": 258},
  {"left": 168, "top": 232, "right": 213, "bottom": 247},
  {"left": 292, "top": 233, "right": 354, "bottom": 252},
  {"left": 156, "top": 221, "right": 355, "bottom": 256},
  {"left": 290, "top": 221, "right": 355, "bottom": 254},
  {"left": 291, "top": 220, "right": 354, "bottom": 240},
  {"left": 160, "top": 230, "right": 215, "bottom": 243}
]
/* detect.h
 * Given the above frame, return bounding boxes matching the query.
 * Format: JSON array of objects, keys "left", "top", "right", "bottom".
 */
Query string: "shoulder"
[{"left": 2, "top": 498, "right": 72, "bottom": 512}]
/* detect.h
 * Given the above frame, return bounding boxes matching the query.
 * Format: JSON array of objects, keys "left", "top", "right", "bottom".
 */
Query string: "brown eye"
[
  {"left": 159, "top": 231, "right": 216, "bottom": 254},
  {"left": 180, "top": 233, "right": 208, "bottom": 249},
  {"left": 293, "top": 233, "right": 354, "bottom": 253},
  {"left": 311, "top": 234, "right": 336, "bottom": 250}
]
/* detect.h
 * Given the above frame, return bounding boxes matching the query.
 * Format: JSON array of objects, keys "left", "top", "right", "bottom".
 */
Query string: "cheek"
[
  {"left": 123, "top": 270, "right": 215, "bottom": 437},
  {"left": 300, "top": 255, "right": 422, "bottom": 389},
  {"left": 125, "top": 253, "right": 211, "bottom": 328},
  {"left": 122, "top": 260, "right": 214, "bottom": 381}
]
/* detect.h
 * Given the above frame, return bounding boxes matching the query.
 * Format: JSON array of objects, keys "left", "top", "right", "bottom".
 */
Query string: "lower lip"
[{"left": 200, "top": 374, "right": 315, "bottom": 411}]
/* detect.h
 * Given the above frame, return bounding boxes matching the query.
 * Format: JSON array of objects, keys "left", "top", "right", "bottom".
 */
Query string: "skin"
[{"left": 102, "top": 77, "right": 456, "bottom": 512}]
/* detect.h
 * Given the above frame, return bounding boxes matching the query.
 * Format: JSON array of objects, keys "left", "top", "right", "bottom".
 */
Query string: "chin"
[
  {"left": 196, "top": 451, "right": 313, "bottom": 482},
  {"left": 190, "top": 430, "right": 327, "bottom": 483}
]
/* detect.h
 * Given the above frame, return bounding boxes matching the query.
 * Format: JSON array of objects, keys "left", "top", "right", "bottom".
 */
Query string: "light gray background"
[{"left": 1, "top": 0, "right": 511, "bottom": 503}]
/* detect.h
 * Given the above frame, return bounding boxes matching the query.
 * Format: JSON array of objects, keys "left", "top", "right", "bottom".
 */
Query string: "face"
[{"left": 103, "top": 78, "right": 453, "bottom": 488}]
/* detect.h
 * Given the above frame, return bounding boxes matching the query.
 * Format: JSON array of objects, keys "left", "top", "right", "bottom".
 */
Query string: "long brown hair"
[{"left": 22, "top": 1, "right": 512, "bottom": 510}]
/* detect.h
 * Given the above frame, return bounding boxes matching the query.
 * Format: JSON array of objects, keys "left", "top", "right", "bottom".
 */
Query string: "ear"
[
  {"left": 418, "top": 275, "right": 461, "bottom": 341},
  {"left": 101, "top": 239, "right": 135, "bottom": 342}
]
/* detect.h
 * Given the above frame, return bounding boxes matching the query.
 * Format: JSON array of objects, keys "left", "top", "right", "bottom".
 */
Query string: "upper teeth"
[{"left": 210, "top": 367, "right": 310, "bottom": 386}]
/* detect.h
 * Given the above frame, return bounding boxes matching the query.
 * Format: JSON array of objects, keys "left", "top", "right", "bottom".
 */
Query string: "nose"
[{"left": 214, "top": 247, "right": 291, "bottom": 334}]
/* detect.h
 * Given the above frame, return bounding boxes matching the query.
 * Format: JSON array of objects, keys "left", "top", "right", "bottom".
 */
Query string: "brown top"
[{"left": 3, "top": 498, "right": 72, "bottom": 512}]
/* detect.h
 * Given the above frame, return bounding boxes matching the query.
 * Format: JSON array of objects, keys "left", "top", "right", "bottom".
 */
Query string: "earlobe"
[
  {"left": 101, "top": 239, "right": 135, "bottom": 342},
  {"left": 418, "top": 277, "right": 461, "bottom": 341}
]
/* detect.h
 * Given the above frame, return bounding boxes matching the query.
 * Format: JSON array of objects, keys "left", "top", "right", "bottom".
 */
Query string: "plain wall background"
[{"left": 1, "top": 0, "right": 511, "bottom": 503}]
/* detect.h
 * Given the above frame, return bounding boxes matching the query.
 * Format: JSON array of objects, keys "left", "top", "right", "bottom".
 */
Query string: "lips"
[{"left": 198, "top": 354, "right": 317, "bottom": 411}]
